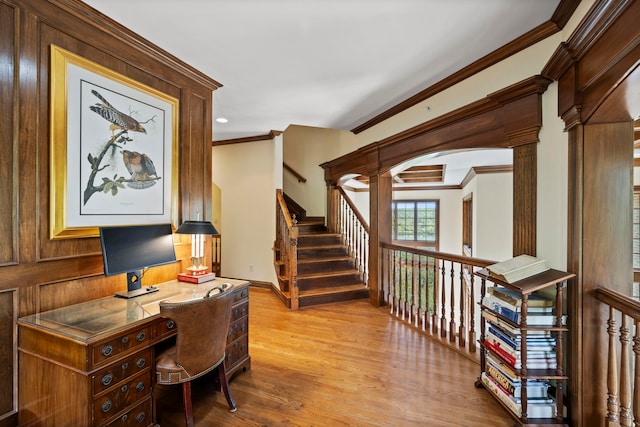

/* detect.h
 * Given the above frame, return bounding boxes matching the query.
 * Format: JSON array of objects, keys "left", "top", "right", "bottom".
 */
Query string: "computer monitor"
[{"left": 99, "top": 223, "right": 177, "bottom": 298}]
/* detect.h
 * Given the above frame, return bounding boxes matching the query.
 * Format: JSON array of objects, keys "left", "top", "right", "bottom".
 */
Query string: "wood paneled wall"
[{"left": 0, "top": 1, "right": 220, "bottom": 424}]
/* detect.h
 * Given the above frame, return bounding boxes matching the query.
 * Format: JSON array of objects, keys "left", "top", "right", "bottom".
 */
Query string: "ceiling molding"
[
  {"left": 213, "top": 130, "right": 282, "bottom": 146},
  {"left": 53, "top": 0, "right": 222, "bottom": 91},
  {"left": 350, "top": 0, "right": 579, "bottom": 135},
  {"left": 460, "top": 165, "right": 513, "bottom": 188}
]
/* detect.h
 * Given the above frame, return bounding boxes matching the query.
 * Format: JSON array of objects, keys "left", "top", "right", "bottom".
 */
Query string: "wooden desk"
[{"left": 17, "top": 278, "right": 250, "bottom": 427}]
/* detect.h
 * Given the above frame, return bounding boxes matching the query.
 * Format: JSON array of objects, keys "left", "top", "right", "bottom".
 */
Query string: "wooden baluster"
[
  {"left": 620, "top": 315, "right": 632, "bottom": 427},
  {"left": 418, "top": 254, "right": 425, "bottom": 330},
  {"left": 606, "top": 307, "right": 620, "bottom": 425},
  {"left": 413, "top": 253, "right": 419, "bottom": 328},
  {"left": 431, "top": 259, "right": 438, "bottom": 336},
  {"left": 440, "top": 263, "right": 447, "bottom": 338},
  {"left": 449, "top": 262, "right": 456, "bottom": 343},
  {"left": 468, "top": 273, "right": 476, "bottom": 353},
  {"left": 403, "top": 251, "right": 409, "bottom": 320},
  {"left": 478, "top": 276, "right": 487, "bottom": 374},
  {"left": 458, "top": 265, "right": 466, "bottom": 348},
  {"left": 633, "top": 320, "right": 639, "bottom": 427}
]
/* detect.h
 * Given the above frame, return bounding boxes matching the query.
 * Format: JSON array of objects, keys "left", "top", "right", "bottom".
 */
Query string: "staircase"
[{"left": 274, "top": 216, "right": 369, "bottom": 309}]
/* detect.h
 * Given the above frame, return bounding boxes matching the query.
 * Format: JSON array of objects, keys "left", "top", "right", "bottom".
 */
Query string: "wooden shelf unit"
[{"left": 474, "top": 268, "right": 574, "bottom": 427}]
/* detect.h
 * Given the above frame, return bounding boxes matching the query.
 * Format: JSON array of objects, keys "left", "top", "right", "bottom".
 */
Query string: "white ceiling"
[{"left": 81, "top": 0, "right": 561, "bottom": 142}]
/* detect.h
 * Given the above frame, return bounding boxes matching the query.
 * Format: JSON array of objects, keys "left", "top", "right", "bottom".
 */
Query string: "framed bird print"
[{"left": 49, "top": 45, "right": 179, "bottom": 239}]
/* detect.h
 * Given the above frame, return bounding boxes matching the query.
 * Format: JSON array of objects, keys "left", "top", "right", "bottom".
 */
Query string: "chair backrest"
[{"left": 159, "top": 285, "right": 235, "bottom": 378}]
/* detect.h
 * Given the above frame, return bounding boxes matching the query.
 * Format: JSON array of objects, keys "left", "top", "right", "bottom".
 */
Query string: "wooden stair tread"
[
  {"left": 297, "top": 256, "right": 352, "bottom": 264},
  {"left": 298, "top": 244, "right": 345, "bottom": 250},
  {"left": 299, "top": 283, "right": 368, "bottom": 296},
  {"left": 298, "top": 270, "right": 361, "bottom": 279}
]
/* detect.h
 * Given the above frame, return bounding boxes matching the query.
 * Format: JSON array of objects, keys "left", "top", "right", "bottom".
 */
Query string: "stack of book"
[
  {"left": 481, "top": 286, "right": 563, "bottom": 418},
  {"left": 482, "top": 286, "right": 565, "bottom": 326}
]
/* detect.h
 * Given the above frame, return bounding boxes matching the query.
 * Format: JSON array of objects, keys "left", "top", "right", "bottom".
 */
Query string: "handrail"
[
  {"left": 596, "top": 288, "right": 640, "bottom": 320},
  {"left": 275, "top": 189, "right": 299, "bottom": 309},
  {"left": 595, "top": 287, "right": 639, "bottom": 426},
  {"left": 283, "top": 163, "right": 307, "bottom": 183}
]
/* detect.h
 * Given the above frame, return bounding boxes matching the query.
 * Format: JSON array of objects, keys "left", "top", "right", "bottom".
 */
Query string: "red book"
[{"left": 177, "top": 272, "right": 216, "bottom": 284}]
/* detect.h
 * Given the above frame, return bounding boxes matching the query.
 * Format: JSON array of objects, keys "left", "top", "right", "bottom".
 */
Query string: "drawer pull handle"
[
  {"left": 121, "top": 384, "right": 128, "bottom": 393},
  {"left": 226, "top": 354, "right": 232, "bottom": 361},
  {"left": 136, "top": 381, "right": 145, "bottom": 392},
  {"left": 166, "top": 320, "right": 175, "bottom": 329},
  {"left": 136, "top": 331, "right": 146, "bottom": 342},
  {"left": 121, "top": 336, "right": 129, "bottom": 344},
  {"left": 101, "top": 374, "right": 113, "bottom": 386},
  {"left": 121, "top": 414, "right": 128, "bottom": 422},
  {"left": 101, "top": 400, "right": 112, "bottom": 413},
  {"left": 102, "top": 345, "right": 113, "bottom": 357},
  {"left": 136, "top": 358, "right": 146, "bottom": 368},
  {"left": 122, "top": 362, "right": 129, "bottom": 370},
  {"left": 241, "top": 308, "right": 247, "bottom": 315},
  {"left": 227, "top": 331, "right": 232, "bottom": 339},
  {"left": 241, "top": 291, "right": 247, "bottom": 297},
  {"left": 136, "top": 412, "right": 146, "bottom": 423},
  {"left": 241, "top": 324, "right": 246, "bottom": 331}
]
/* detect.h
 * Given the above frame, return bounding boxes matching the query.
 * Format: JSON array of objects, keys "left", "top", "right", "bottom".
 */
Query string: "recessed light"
[{"left": 216, "top": 117, "right": 228, "bottom": 123}]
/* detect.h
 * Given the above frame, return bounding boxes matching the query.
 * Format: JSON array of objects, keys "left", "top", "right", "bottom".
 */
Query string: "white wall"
[
  {"left": 537, "top": 83, "right": 568, "bottom": 270},
  {"left": 283, "top": 125, "right": 358, "bottom": 217},
  {"left": 472, "top": 173, "right": 513, "bottom": 262},
  {"left": 212, "top": 139, "right": 279, "bottom": 285}
]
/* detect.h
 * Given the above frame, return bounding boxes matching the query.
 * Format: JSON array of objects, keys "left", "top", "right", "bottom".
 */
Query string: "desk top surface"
[{"left": 18, "top": 277, "right": 249, "bottom": 342}]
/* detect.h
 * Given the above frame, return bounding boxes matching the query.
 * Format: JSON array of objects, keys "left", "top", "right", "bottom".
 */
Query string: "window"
[{"left": 392, "top": 200, "right": 439, "bottom": 246}]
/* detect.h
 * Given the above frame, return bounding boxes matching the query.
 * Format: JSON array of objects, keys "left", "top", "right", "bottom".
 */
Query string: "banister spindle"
[
  {"left": 606, "top": 307, "right": 620, "bottom": 425},
  {"left": 633, "top": 320, "right": 639, "bottom": 427},
  {"left": 458, "top": 264, "right": 466, "bottom": 348},
  {"left": 468, "top": 273, "right": 476, "bottom": 353},
  {"left": 440, "top": 263, "right": 447, "bottom": 338},
  {"left": 619, "top": 315, "right": 632, "bottom": 427},
  {"left": 449, "top": 261, "right": 456, "bottom": 343}
]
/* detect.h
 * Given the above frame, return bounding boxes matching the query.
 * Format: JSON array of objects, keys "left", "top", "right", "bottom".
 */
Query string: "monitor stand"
[{"left": 114, "top": 271, "right": 160, "bottom": 299}]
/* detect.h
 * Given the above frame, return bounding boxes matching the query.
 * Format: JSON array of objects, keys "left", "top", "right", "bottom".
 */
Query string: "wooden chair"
[{"left": 154, "top": 284, "right": 237, "bottom": 427}]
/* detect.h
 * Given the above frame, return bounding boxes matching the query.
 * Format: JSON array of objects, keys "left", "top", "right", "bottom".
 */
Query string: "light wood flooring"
[{"left": 154, "top": 287, "right": 513, "bottom": 426}]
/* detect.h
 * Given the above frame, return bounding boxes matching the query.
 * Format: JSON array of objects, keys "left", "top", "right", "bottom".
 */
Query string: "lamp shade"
[{"left": 175, "top": 220, "right": 219, "bottom": 235}]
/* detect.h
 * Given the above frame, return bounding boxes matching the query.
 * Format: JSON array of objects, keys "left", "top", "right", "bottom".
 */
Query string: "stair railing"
[
  {"left": 381, "top": 242, "right": 494, "bottom": 357},
  {"left": 595, "top": 288, "right": 639, "bottom": 426},
  {"left": 275, "top": 189, "right": 300, "bottom": 309},
  {"left": 335, "top": 187, "right": 370, "bottom": 287}
]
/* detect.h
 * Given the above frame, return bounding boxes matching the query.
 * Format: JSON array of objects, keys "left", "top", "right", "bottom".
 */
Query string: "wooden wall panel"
[
  {"left": 0, "top": 2, "right": 16, "bottom": 266},
  {"left": 0, "top": 290, "right": 17, "bottom": 418},
  {"left": 512, "top": 143, "right": 537, "bottom": 256},
  {"left": 0, "top": 1, "right": 221, "bottom": 424}
]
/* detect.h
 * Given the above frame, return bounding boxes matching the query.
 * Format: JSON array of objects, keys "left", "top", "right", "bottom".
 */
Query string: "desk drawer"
[
  {"left": 153, "top": 317, "right": 178, "bottom": 340},
  {"left": 102, "top": 396, "right": 152, "bottom": 427},
  {"left": 92, "top": 325, "right": 154, "bottom": 367},
  {"left": 227, "top": 316, "right": 248, "bottom": 343},
  {"left": 230, "top": 300, "right": 248, "bottom": 322},
  {"left": 233, "top": 285, "right": 249, "bottom": 302},
  {"left": 225, "top": 335, "right": 248, "bottom": 367},
  {"left": 93, "top": 370, "right": 151, "bottom": 425},
  {"left": 92, "top": 348, "right": 152, "bottom": 396}
]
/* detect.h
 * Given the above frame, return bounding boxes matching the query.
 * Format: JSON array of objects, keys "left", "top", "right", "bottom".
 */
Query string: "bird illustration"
[
  {"left": 89, "top": 89, "right": 147, "bottom": 135},
  {"left": 122, "top": 150, "right": 158, "bottom": 189}
]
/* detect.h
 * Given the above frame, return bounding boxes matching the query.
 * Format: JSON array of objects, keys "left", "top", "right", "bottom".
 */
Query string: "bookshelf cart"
[{"left": 473, "top": 268, "right": 574, "bottom": 426}]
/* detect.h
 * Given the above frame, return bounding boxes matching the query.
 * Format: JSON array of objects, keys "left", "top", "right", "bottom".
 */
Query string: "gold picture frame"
[{"left": 50, "top": 45, "right": 179, "bottom": 239}]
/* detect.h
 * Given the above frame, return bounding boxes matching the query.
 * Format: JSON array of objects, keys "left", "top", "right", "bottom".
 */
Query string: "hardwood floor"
[{"left": 154, "top": 287, "right": 513, "bottom": 426}]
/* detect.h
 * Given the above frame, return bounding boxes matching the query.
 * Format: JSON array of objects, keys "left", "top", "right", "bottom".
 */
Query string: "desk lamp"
[{"left": 176, "top": 220, "right": 219, "bottom": 282}]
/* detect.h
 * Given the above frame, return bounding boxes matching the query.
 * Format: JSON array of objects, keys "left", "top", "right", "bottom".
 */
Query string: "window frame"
[{"left": 391, "top": 199, "right": 439, "bottom": 250}]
